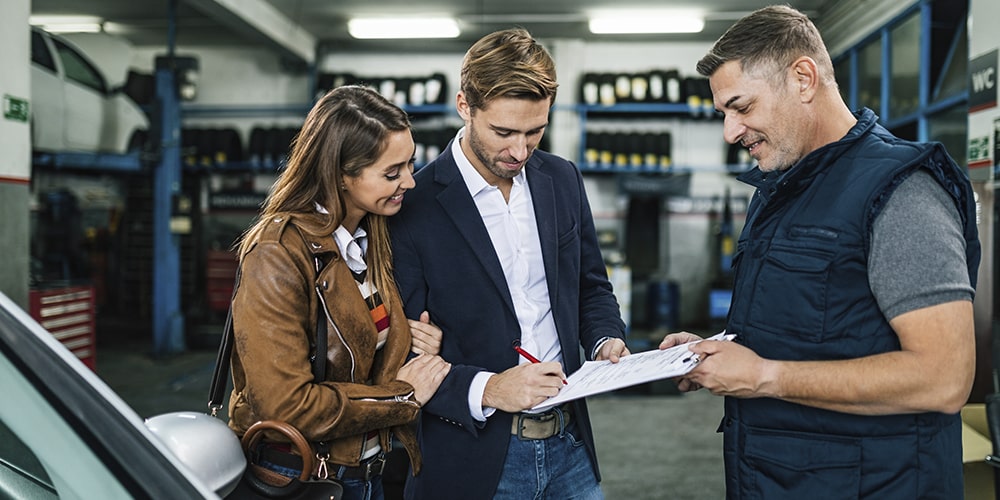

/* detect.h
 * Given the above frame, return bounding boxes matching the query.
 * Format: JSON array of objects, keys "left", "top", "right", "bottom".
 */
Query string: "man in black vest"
[{"left": 661, "top": 5, "right": 980, "bottom": 499}]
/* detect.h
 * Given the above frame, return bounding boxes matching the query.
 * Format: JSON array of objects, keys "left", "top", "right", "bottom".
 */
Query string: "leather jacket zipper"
[{"left": 315, "top": 284, "right": 356, "bottom": 383}]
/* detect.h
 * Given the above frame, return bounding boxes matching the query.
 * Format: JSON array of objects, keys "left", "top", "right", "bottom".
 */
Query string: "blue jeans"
[
  {"left": 336, "top": 467, "right": 384, "bottom": 500},
  {"left": 493, "top": 423, "right": 604, "bottom": 500},
  {"left": 258, "top": 459, "right": 384, "bottom": 500}
]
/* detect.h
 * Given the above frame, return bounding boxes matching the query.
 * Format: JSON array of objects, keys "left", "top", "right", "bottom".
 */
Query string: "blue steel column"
[
  {"left": 917, "top": 0, "right": 931, "bottom": 142},
  {"left": 152, "top": 0, "right": 185, "bottom": 356}
]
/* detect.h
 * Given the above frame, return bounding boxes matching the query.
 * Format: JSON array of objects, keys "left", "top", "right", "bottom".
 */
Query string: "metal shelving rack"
[{"left": 569, "top": 103, "right": 749, "bottom": 174}]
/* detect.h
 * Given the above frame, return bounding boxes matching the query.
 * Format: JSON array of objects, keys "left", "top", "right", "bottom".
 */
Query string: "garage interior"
[{"left": 2, "top": 0, "right": 1000, "bottom": 498}]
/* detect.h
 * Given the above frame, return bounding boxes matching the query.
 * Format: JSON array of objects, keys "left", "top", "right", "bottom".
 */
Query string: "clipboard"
[{"left": 531, "top": 332, "right": 735, "bottom": 411}]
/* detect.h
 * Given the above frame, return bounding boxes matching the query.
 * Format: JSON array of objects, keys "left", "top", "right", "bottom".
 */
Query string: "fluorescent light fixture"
[
  {"left": 348, "top": 17, "right": 460, "bottom": 39},
  {"left": 101, "top": 22, "right": 130, "bottom": 35},
  {"left": 29, "top": 15, "right": 104, "bottom": 33},
  {"left": 589, "top": 11, "right": 705, "bottom": 34}
]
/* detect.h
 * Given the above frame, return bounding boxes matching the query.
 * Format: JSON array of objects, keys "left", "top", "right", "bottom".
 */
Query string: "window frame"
[{"left": 831, "top": 0, "right": 968, "bottom": 142}]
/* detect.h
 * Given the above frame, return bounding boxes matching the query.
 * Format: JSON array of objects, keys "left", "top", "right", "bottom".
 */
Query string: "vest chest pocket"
[{"left": 748, "top": 246, "right": 833, "bottom": 342}]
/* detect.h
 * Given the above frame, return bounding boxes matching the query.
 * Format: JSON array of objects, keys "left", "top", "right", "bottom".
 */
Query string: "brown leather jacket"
[{"left": 228, "top": 211, "right": 421, "bottom": 473}]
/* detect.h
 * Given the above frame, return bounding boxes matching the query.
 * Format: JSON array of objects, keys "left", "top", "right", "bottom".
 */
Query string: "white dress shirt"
[{"left": 450, "top": 128, "right": 561, "bottom": 421}]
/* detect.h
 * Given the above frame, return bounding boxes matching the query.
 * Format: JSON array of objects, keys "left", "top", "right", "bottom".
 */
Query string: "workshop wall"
[{"left": 1, "top": 0, "right": 31, "bottom": 307}]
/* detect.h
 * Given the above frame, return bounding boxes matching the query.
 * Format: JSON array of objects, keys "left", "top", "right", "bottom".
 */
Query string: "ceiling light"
[
  {"left": 29, "top": 15, "right": 104, "bottom": 33},
  {"left": 101, "top": 22, "right": 130, "bottom": 35},
  {"left": 348, "top": 17, "right": 460, "bottom": 39},
  {"left": 588, "top": 11, "right": 705, "bottom": 34}
]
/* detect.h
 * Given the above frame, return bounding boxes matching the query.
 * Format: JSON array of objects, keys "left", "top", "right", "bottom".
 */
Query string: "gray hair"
[{"left": 696, "top": 5, "right": 835, "bottom": 85}]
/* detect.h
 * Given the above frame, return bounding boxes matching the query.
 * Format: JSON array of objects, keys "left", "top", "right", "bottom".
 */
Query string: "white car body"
[
  {"left": 30, "top": 27, "right": 149, "bottom": 154},
  {"left": 0, "top": 290, "right": 241, "bottom": 498}
]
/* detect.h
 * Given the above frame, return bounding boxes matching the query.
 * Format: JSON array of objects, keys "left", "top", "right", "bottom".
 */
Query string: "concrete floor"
[
  {"left": 95, "top": 337, "right": 727, "bottom": 499},
  {"left": 591, "top": 393, "right": 725, "bottom": 499}
]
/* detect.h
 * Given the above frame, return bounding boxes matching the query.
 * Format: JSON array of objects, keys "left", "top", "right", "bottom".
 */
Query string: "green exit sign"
[
  {"left": 3, "top": 95, "right": 29, "bottom": 122},
  {"left": 969, "top": 135, "right": 990, "bottom": 163}
]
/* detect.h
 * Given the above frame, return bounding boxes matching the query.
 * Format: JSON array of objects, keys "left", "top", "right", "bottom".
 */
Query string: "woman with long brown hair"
[{"left": 228, "top": 85, "right": 449, "bottom": 500}]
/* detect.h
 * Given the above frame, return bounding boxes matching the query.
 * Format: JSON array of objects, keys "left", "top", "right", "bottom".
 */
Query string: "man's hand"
[
  {"left": 595, "top": 338, "right": 630, "bottom": 362},
  {"left": 409, "top": 311, "right": 442, "bottom": 355},
  {"left": 482, "top": 362, "right": 566, "bottom": 413},
  {"left": 658, "top": 331, "right": 704, "bottom": 349},
  {"left": 660, "top": 331, "right": 712, "bottom": 393},
  {"left": 679, "top": 340, "right": 770, "bottom": 396}
]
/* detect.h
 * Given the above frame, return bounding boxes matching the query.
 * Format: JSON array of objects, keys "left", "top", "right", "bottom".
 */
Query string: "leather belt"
[
  {"left": 511, "top": 404, "right": 572, "bottom": 440},
  {"left": 339, "top": 454, "right": 386, "bottom": 481},
  {"left": 257, "top": 444, "right": 386, "bottom": 481}
]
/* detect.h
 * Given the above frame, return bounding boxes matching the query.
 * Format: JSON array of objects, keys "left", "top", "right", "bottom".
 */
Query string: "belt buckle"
[
  {"left": 362, "top": 454, "right": 386, "bottom": 480},
  {"left": 514, "top": 413, "right": 530, "bottom": 440},
  {"left": 515, "top": 411, "right": 557, "bottom": 440}
]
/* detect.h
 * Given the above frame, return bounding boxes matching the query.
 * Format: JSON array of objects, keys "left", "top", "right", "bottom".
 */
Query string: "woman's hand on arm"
[
  {"left": 396, "top": 354, "right": 451, "bottom": 406},
  {"left": 409, "top": 310, "right": 442, "bottom": 355}
]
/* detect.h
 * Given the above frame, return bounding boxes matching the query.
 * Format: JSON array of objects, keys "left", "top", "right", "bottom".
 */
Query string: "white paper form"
[{"left": 531, "top": 332, "right": 735, "bottom": 411}]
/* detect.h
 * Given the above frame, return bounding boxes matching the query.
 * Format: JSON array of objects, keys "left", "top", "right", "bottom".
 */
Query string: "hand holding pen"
[
  {"left": 480, "top": 342, "right": 568, "bottom": 412},
  {"left": 513, "top": 340, "right": 568, "bottom": 385}
]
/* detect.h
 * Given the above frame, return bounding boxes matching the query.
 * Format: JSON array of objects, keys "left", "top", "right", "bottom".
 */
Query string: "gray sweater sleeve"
[{"left": 868, "top": 169, "right": 974, "bottom": 320}]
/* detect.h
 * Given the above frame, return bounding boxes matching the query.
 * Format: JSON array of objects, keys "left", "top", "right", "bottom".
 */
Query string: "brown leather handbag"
[{"left": 227, "top": 420, "right": 343, "bottom": 500}]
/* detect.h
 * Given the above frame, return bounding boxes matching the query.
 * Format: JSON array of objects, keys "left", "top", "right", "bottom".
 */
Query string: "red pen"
[{"left": 512, "top": 340, "right": 568, "bottom": 385}]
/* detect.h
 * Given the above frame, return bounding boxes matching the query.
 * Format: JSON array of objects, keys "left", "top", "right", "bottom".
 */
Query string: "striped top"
[
  {"left": 333, "top": 223, "right": 390, "bottom": 459},
  {"left": 332, "top": 223, "right": 391, "bottom": 348},
  {"left": 353, "top": 271, "right": 389, "bottom": 349}
]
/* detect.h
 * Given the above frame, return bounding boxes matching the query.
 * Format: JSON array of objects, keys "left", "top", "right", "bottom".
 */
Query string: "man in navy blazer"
[{"left": 390, "top": 28, "right": 628, "bottom": 499}]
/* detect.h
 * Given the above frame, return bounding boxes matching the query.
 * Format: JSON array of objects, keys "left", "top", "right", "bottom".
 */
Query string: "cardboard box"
[{"left": 962, "top": 404, "right": 996, "bottom": 500}]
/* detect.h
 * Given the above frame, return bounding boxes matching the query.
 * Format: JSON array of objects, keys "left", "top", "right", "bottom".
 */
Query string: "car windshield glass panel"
[
  {"left": 0, "top": 419, "right": 56, "bottom": 497},
  {"left": 52, "top": 39, "right": 106, "bottom": 94},
  {"left": 30, "top": 31, "right": 56, "bottom": 72}
]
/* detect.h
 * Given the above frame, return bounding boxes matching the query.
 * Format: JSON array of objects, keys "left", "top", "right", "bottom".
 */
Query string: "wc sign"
[{"left": 970, "top": 49, "right": 998, "bottom": 112}]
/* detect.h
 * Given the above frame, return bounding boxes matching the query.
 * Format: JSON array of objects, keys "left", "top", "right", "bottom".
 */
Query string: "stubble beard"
[{"left": 468, "top": 126, "right": 527, "bottom": 181}]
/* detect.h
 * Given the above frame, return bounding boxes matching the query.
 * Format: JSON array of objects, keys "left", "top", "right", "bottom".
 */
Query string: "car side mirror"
[{"left": 145, "top": 411, "right": 246, "bottom": 497}]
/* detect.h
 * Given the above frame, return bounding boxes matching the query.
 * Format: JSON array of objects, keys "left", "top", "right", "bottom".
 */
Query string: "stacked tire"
[
  {"left": 181, "top": 127, "right": 244, "bottom": 170},
  {"left": 316, "top": 72, "right": 449, "bottom": 108},
  {"left": 579, "top": 69, "right": 715, "bottom": 117},
  {"left": 247, "top": 126, "right": 299, "bottom": 171},
  {"left": 584, "top": 131, "right": 672, "bottom": 171}
]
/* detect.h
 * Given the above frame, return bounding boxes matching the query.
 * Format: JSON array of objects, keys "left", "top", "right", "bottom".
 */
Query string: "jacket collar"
[
  {"left": 737, "top": 107, "right": 879, "bottom": 203},
  {"left": 283, "top": 211, "right": 339, "bottom": 259}
]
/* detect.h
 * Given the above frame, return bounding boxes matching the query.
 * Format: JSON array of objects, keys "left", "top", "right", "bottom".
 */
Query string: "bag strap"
[
  {"left": 208, "top": 255, "right": 330, "bottom": 416},
  {"left": 311, "top": 256, "right": 329, "bottom": 384},
  {"left": 208, "top": 266, "right": 242, "bottom": 416}
]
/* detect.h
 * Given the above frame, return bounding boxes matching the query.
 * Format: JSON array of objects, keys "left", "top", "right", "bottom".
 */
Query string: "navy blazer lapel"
[
  {"left": 433, "top": 143, "right": 517, "bottom": 315},
  {"left": 526, "top": 156, "right": 558, "bottom": 307}
]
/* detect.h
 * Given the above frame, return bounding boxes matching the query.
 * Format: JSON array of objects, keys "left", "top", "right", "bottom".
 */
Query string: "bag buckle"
[{"left": 316, "top": 452, "right": 330, "bottom": 480}]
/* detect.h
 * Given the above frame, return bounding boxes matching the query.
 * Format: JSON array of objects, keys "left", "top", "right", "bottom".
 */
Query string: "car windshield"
[
  {"left": 52, "top": 37, "right": 107, "bottom": 94},
  {"left": 30, "top": 30, "right": 56, "bottom": 72}
]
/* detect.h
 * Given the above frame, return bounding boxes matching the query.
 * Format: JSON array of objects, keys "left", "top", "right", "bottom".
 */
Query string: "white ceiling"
[{"left": 30, "top": 0, "right": 835, "bottom": 60}]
